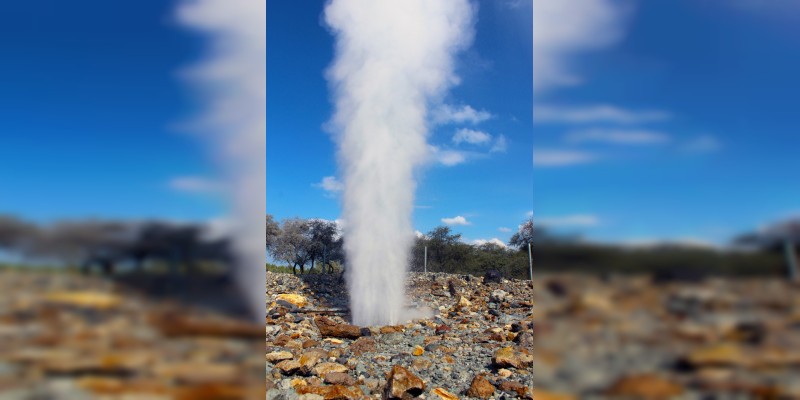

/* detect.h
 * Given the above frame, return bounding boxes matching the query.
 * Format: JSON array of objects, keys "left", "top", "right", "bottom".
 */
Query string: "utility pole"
[
  {"left": 424, "top": 246, "right": 428, "bottom": 274},
  {"left": 528, "top": 242, "right": 533, "bottom": 281}
]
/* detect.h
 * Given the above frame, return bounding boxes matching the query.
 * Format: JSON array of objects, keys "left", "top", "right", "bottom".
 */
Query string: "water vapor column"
[
  {"left": 177, "top": 0, "right": 266, "bottom": 321},
  {"left": 324, "top": 0, "right": 474, "bottom": 326}
]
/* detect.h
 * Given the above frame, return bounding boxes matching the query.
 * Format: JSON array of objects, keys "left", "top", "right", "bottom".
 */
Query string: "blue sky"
[
  {"left": 532, "top": 0, "right": 800, "bottom": 247},
  {"left": 0, "top": 1, "right": 223, "bottom": 223},
  {"left": 2, "top": 1, "right": 798, "bottom": 248},
  {"left": 267, "top": 0, "right": 534, "bottom": 245}
]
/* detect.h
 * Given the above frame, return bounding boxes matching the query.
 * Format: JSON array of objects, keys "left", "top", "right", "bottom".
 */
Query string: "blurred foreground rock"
[{"left": 0, "top": 270, "right": 263, "bottom": 399}]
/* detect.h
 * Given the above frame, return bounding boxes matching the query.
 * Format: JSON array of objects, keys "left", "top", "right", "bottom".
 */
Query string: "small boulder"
[
  {"left": 466, "top": 375, "right": 495, "bottom": 399},
  {"left": 384, "top": 365, "right": 426, "bottom": 400}
]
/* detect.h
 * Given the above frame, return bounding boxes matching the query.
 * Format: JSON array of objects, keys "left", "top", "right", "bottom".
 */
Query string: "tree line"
[
  {"left": 266, "top": 215, "right": 535, "bottom": 279},
  {"left": 0, "top": 215, "right": 232, "bottom": 274}
]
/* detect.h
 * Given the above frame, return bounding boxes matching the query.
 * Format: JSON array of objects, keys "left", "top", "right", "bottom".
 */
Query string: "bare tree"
[{"left": 272, "top": 218, "right": 313, "bottom": 275}]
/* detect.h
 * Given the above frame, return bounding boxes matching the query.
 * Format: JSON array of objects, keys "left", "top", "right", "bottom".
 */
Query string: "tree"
[
  {"left": 266, "top": 214, "right": 280, "bottom": 250},
  {"left": 0, "top": 215, "right": 39, "bottom": 257},
  {"left": 509, "top": 217, "right": 534, "bottom": 251},
  {"left": 272, "top": 218, "right": 314, "bottom": 274},
  {"left": 306, "top": 219, "right": 339, "bottom": 273}
]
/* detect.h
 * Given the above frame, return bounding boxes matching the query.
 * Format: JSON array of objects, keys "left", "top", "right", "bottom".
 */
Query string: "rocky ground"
[
  {"left": 266, "top": 271, "right": 534, "bottom": 400},
  {"left": 0, "top": 270, "right": 263, "bottom": 399},
  {"left": 533, "top": 273, "right": 800, "bottom": 399}
]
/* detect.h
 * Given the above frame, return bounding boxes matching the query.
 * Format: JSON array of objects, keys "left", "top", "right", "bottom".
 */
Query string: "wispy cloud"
[
  {"left": 498, "top": 227, "right": 512, "bottom": 233},
  {"left": 535, "top": 104, "right": 671, "bottom": 125},
  {"left": 490, "top": 135, "right": 508, "bottom": 153},
  {"left": 533, "top": 148, "right": 598, "bottom": 167},
  {"left": 168, "top": 176, "right": 222, "bottom": 194},
  {"left": 452, "top": 128, "right": 492, "bottom": 145},
  {"left": 537, "top": 214, "right": 600, "bottom": 228},
  {"left": 682, "top": 135, "right": 721, "bottom": 153},
  {"left": 429, "top": 146, "right": 470, "bottom": 167},
  {"left": 565, "top": 129, "right": 670, "bottom": 145},
  {"left": 433, "top": 104, "right": 492, "bottom": 125},
  {"left": 534, "top": 0, "right": 630, "bottom": 93},
  {"left": 442, "top": 215, "right": 471, "bottom": 226},
  {"left": 313, "top": 176, "right": 344, "bottom": 195}
]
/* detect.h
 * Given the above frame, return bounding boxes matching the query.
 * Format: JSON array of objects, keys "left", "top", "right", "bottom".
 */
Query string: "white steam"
[
  {"left": 177, "top": 0, "right": 266, "bottom": 321},
  {"left": 324, "top": 0, "right": 474, "bottom": 326}
]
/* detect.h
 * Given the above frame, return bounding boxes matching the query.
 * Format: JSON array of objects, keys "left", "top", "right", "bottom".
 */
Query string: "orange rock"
[
  {"left": 605, "top": 374, "right": 685, "bottom": 399},
  {"left": 412, "top": 345, "right": 425, "bottom": 356},
  {"left": 531, "top": 389, "right": 576, "bottom": 400},
  {"left": 297, "top": 384, "right": 364, "bottom": 400},
  {"left": 466, "top": 375, "right": 495, "bottom": 399},
  {"left": 384, "top": 365, "right": 426, "bottom": 399},
  {"left": 431, "top": 387, "right": 459, "bottom": 400},
  {"left": 315, "top": 316, "right": 362, "bottom": 339},
  {"left": 684, "top": 343, "right": 749, "bottom": 368}
]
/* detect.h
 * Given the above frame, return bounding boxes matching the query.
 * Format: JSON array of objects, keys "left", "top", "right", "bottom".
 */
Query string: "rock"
[
  {"left": 380, "top": 325, "right": 405, "bottom": 334},
  {"left": 514, "top": 332, "right": 534, "bottom": 347},
  {"left": 296, "top": 385, "right": 364, "bottom": 400},
  {"left": 312, "top": 362, "right": 348, "bottom": 378},
  {"left": 315, "top": 316, "right": 361, "bottom": 340},
  {"left": 349, "top": 337, "right": 376, "bottom": 356},
  {"left": 483, "top": 270, "right": 503, "bottom": 284},
  {"left": 466, "top": 375, "right": 495, "bottom": 399},
  {"left": 324, "top": 372, "right": 356, "bottom": 386},
  {"left": 492, "top": 347, "right": 533, "bottom": 369},
  {"left": 431, "top": 387, "right": 459, "bottom": 400},
  {"left": 497, "top": 369, "right": 512, "bottom": 378},
  {"left": 275, "top": 360, "right": 302, "bottom": 375},
  {"left": 43, "top": 291, "right": 123, "bottom": 309},
  {"left": 456, "top": 296, "right": 472, "bottom": 310},
  {"left": 605, "top": 374, "right": 684, "bottom": 399},
  {"left": 490, "top": 289, "right": 508, "bottom": 303},
  {"left": 412, "top": 346, "right": 424, "bottom": 357},
  {"left": 274, "top": 294, "right": 308, "bottom": 309},
  {"left": 384, "top": 365, "right": 426, "bottom": 400},
  {"left": 299, "top": 349, "right": 328, "bottom": 375},
  {"left": 267, "top": 351, "right": 294, "bottom": 364},
  {"left": 499, "top": 381, "right": 533, "bottom": 398},
  {"left": 683, "top": 343, "right": 748, "bottom": 368},
  {"left": 531, "top": 389, "right": 575, "bottom": 400}
]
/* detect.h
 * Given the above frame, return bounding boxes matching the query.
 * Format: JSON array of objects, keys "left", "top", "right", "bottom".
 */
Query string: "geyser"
[
  {"left": 177, "top": 0, "right": 266, "bottom": 321},
  {"left": 324, "top": 0, "right": 474, "bottom": 326}
]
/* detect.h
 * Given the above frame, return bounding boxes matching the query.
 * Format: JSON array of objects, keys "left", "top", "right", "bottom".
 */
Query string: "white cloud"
[
  {"left": 565, "top": 129, "right": 670, "bottom": 145},
  {"left": 168, "top": 176, "right": 222, "bottom": 193},
  {"left": 490, "top": 135, "right": 508, "bottom": 153},
  {"left": 498, "top": 227, "right": 512, "bottom": 233},
  {"left": 442, "top": 215, "right": 471, "bottom": 226},
  {"left": 437, "top": 150, "right": 469, "bottom": 166},
  {"left": 473, "top": 238, "right": 508, "bottom": 248},
  {"left": 452, "top": 128, "right": 492, "bottom": 145},
  {"left": 533, "top": 148, "right": 598, "bottom": 167},
  {"left": 433, "top": 104, "right": 492, "bottom": 125},
  {"left": 537, "top": 214, "right": 600, "bottom": 228},
  {"left": 534, "top": 104, "right": 671, "bottom": 125},
  {"left": 428, "top": 145, "right": 469, "bottom": 166},
  {"left": 415, "top": 230, "right": 426, "bottom": 239},
  {"left": 534, "top": 0, "right": 630, "bottom": 94},
  {"left": 314, "top": 176, "right": 344, "bottom": 194},
  {"left": 682, "top": 135, "right": 721, "bottom": 153}
]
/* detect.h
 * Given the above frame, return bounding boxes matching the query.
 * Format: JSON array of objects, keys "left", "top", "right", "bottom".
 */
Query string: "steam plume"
[
  {"left": 177, "top": 0, "right": 266, "bottom": 321},
  {"left": 324, "top": 0, "right": 474, "bottom": 326}
]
